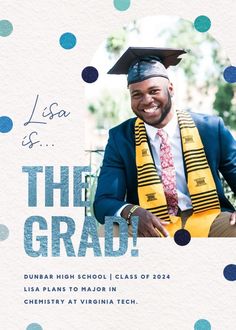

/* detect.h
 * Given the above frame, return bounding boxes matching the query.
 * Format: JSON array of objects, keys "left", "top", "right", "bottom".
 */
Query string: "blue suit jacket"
[{"left": 94, "top": 112, "right": 236, "bottom": 224}]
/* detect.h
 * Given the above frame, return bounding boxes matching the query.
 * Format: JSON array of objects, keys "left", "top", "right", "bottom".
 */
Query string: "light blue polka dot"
[
  {"left": 0, "top": 20, "right": 13, "bottom": 37},
  {"left": 59, "top": 32, "right": 77, "bottom": 49},
  {"left": 194, "top": 16, "right": 211, "bottom": 32},
  {"left": 0, "top": 116, "right": 13, "bottom": 133},
  {"left": 0, "top": 224, "right": 9, "bottom": 241},
  {"left": 223, "top": 66, "right": 236, "bottom": 83},
  {"left": 194, "top": 319, "right": 211, "bottom": 330},
  {"left": 113, "top": 0, "right": 131, "bottom": 11},
  {"left": 26, "top": 323, "right": 43, "bottom": 330}
]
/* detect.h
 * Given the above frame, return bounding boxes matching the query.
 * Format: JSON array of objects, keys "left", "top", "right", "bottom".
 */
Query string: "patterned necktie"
[{"left": 157, "top": 128, "right": 178, "bottom": 215}]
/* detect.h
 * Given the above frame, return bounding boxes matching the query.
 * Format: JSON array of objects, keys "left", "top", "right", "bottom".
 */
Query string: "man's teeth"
[{"left": 143, "top": 106, "right": 159, "bottom": 113}]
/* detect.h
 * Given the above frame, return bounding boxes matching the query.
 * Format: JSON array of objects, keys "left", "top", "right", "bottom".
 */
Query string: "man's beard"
[{"left": 140, "top": 90, "right": 172, "bottom": 127}]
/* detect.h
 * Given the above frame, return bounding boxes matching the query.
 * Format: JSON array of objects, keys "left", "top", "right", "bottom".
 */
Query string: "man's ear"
[{"left": 168, "top": 82, "right": 174, "bottom": 97}]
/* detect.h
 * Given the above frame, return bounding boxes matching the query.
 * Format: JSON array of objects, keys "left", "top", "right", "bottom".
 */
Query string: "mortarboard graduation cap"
[{"left": 108, "top": 47, "right": 187, "bottom": 85}]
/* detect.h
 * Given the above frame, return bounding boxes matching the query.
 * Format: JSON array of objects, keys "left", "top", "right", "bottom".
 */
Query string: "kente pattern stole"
[{"left": 135, "top": 110, "right": 221, "bottom": 237}]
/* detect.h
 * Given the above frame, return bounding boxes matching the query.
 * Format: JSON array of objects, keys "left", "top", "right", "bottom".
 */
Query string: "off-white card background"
[{"left": 0, "top": 1, "right": 235, "bottom": 329}]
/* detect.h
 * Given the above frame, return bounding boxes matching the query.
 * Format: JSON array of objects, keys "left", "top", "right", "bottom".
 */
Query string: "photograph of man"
[{"left": 93, "top": 47, "right": 236, "bottom": 237}]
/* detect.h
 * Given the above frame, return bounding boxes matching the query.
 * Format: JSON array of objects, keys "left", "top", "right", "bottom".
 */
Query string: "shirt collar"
[{"left": 144, "top": 110, "right": 178, "bottom": 142}]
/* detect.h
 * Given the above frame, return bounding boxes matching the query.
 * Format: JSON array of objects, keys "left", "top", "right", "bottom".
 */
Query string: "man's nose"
[{"left": 141, "top": 94, "right": 153, "bottom": 105}]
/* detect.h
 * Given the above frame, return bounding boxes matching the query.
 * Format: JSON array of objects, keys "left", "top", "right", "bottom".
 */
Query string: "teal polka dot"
[
  {"left": 194, "top": 16, "right": 211, "bottom": 32},
  {"left": 113, "top": 0, "right": 131, "bottom": 11},
  {"left": 26, "top": 323, "right": 43, "bottom": 330},
  {"left": 194, "top": 319, "right": 211, "bottom": 330},
  {"left": 0, "top": 20, "right": 13, "bottom": 37},
  {"left": 0, "top": 224, "right": 9, "bottom": 241},
  {"left": 59, "top": 32, "right": 77, "bottom": 49},
  {"left": 0, "top": 116, "right": 13, "bottom": 133}
]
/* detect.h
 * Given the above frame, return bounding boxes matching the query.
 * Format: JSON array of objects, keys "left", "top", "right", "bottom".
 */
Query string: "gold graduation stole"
[{"left": 135, "top": 110, "right": 221, "bottom": 237}]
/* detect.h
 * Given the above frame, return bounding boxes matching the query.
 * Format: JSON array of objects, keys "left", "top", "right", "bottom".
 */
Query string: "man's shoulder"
[
  {"left": 109, "top": 117, "right": 136, "bottom": 136},
  {"left": 188, "top": 110, "right": 222, "bottom": 127}
]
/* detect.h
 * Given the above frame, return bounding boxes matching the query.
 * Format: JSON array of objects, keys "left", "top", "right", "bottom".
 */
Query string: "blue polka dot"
[
  {"left": 194, "top": 16, "right": 211, "bottom": 32},
  {"left": 0, "top": 20, "right": 13, "bottom": 37},
  {"left": 113, "top": 0, "right": 131, "bottom": 11},
  {"left": 194, "top": 319, "right": 211, "bottom": 330},
  {"left": 82, "top": 66, "right": 99, "bottom": 83},
  {"left": 0, "top": 116, "right": 13, "bottom": 133},
  {"left": 174, "top": 229, "right": 191, "bottom": 246},
  {"left": 59, "top": 32, "right": 77, "bottom": 49},
  {"left": 223, "top": 66, "right": 236, "bottom": 83},
  {"left": 223, "top": 264, "right": 236, "bottom": 281},
  {"left": 0, "top": 224, "right": 9, "bottom": 241},
  {"left": 26, "top": 323, "right": 43, "bottom": 330}
]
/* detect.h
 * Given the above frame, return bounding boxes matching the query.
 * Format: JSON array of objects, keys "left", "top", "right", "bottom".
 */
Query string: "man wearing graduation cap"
[{"left": 93, "top": 47, "right": 236, "bottom": 237}]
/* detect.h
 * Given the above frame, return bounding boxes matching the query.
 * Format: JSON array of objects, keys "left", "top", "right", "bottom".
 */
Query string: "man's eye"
[
  {"left": 150, "top": 89, "right": 159, "bottom": 95},
  {"left": 132, "top": 94, "right": 142, "bottom": 99}
]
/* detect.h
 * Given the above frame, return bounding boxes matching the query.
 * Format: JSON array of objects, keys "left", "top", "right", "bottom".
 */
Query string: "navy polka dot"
[
  {"left": 174, "top": 229, "right": 191, "bottom": 246},
  {"left": 82, "top": 66, "right": 99, "bottom": 83}
]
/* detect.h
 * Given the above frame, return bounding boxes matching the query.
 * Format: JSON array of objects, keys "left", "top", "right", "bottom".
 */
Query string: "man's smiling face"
[{"left": 129, "top": 76, "right": 174, "bottom": 128}]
